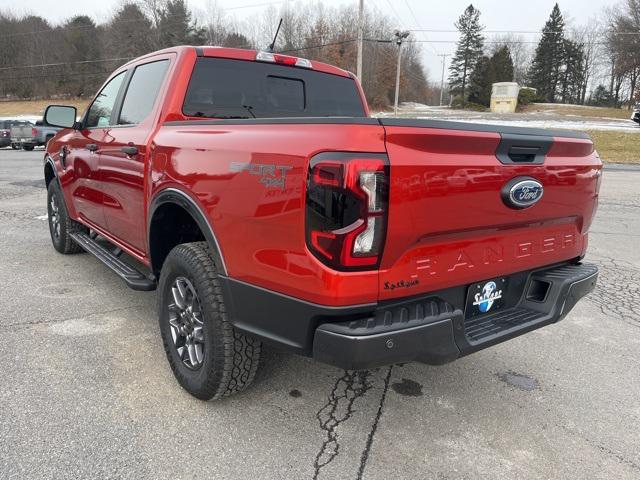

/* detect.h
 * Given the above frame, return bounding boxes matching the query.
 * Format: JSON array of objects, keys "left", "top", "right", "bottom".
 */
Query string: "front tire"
[
  {"left": 158, "top": 242, "right": 261, "bottom": 400},
  {"left": 22, "top": 144, "right": 34, "bottom": 151},
  {"left": 47, "top": 181, "right": 87, "bottom": 254}
]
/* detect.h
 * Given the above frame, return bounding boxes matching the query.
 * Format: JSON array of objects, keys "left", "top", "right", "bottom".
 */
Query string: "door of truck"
[
  {"left": 67, "top": 71, "right": 127, "bottom": 229},
  {"left": 98, "top": 57, "right": 172, "bottom": 254}
]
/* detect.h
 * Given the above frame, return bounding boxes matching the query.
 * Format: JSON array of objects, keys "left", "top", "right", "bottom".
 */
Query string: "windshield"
[{"left": 183, "top": 57, "right": 366, "bottom": 119}]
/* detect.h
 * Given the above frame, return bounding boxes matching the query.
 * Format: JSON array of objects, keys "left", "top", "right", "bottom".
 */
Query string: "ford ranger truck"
[{"left": 42, "top": 46, "right": 600, "bottom": 400}]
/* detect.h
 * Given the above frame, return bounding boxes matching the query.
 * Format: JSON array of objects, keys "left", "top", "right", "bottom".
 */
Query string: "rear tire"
[
  {"left": 22, "top": 144, "right": 34, "bottom": 151},
  {"left": 11, "top": 143, "right": 20, "bottom": 150},
  {"left": 158, "top": 242, "right": 261, "bottom": 400},
  {"left": 47, "top": 181, "right": 87, "bottom": 254}
]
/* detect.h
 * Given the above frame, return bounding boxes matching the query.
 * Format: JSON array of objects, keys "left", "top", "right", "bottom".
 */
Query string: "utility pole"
[
  {"left": 393, "top": 30, "right": 410, "bottom": 116},
  {"left": 356, "top": 0, "right": 364, "bottom": 81},
  {"left": 437, "top": 54, "right": 450, "bottom": 106}
]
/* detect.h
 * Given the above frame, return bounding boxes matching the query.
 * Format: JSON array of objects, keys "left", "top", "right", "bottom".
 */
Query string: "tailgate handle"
[
  {"left": 508, "top": 146, "right": 540, "bottom": 162},
  {"left": 496, "top": 133, "right": 552, "bottom": 165}
]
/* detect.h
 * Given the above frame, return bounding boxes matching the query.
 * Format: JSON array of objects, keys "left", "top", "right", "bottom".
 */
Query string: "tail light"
[
  {"left": 306, "top": 153, "right": 389, "bottom": 270},
  {"left": 31, "top": 127, "right": 38, "bottom": 137}
]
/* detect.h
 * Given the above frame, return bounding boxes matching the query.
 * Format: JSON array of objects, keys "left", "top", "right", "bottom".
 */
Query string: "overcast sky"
[{"left": 2, "top": 0, "right": 616, "bottom": 82}]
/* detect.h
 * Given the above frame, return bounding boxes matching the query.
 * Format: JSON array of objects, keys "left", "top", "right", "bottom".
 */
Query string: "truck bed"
[{"left": 153, "top": 116, "right": 600, "bottom": 305}]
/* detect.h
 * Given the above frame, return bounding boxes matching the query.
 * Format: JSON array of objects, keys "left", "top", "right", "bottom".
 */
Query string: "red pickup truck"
[{"left": 43, "top": 46, "right": 600, "bottom": 400}]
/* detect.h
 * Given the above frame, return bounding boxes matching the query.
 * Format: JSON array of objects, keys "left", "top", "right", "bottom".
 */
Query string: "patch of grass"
[
  {"left": 587, "top": 130, "right": 640, "bottom": 164},
  {"left": 0, "top": 98, "right": 89, "bottom": 117},
  {"left": 525, "top": 103, "right": 632, "bottom": 120}
]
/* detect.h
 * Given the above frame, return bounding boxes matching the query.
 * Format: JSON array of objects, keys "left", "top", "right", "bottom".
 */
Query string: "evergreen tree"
[
  {"left": 106, "top": 3, "right": 154, "bottom": 58},
  {"left": 468, "top": 55, "right": 490, "bottom": 106},
  {"left": 448, "top": 4, "right": 484, "bottom": 108},
  {"left": 491, "top": 46, "right": 514, "bottom": 83},
  {"left": 589, "top": 84, "right": 612, "bottom": 107},
  {"left": 158, "top": 0, "right": 206, "bottom": 48},
  {"left": 61, "top": 16, "right": 101, "bottom": 96},
  {"left": 529, "top": 3, "right": 565, "bottom": 102},
  {"left": 468, "top": 46, "right": 513, "bottom": 107},
  {"left": 223, "top": 33, "right": 253, "bottom": 49},
  {"left": 559, "top": 39, "right": 585, "bottom": 104}
]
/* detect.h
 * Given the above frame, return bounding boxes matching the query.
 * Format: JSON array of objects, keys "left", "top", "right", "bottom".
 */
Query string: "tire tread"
[{"left": 158, "top": 242, "right": 261, "bottom": 400}]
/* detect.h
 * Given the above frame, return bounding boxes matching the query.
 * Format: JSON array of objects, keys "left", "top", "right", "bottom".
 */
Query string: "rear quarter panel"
[{"left": 150, "top": 122, "right": 386, "bottom": 306}]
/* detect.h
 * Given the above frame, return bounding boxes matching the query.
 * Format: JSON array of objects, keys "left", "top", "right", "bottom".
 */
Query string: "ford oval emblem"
[{"left": 502, "top": 177, "right": 544, "bottom": 209}]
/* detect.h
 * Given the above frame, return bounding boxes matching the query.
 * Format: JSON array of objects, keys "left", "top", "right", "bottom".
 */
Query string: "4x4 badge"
[{"left": 230, "top": 162, "right": 292, "bottom": 190}]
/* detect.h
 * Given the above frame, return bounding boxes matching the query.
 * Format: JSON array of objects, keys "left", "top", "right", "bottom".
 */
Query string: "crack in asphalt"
[
  {"left": 4, "top": 304, "right": 149, "bottom": 330},
  {"left": 312, "top": 370, "right": 373, "bottom": 480},
  {"left": 559, "top": 425, "right": 640, "bottom": 473},
  {"left": 311, "top": 366, "right": 394, "bottom": 480},
  {"left": 588, "top": 256, "right": 640, "bottom": 328},
  {"left": 356, "top": 366, "right": 393, "bottom": 480}
]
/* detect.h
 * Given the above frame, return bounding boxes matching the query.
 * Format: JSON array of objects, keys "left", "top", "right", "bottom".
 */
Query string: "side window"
[
  {"left": 85, "top": 72, "right": 126, "bottom": 128},
  {"left": 118, "top": 60, "right": 169, "bottom": 125}
]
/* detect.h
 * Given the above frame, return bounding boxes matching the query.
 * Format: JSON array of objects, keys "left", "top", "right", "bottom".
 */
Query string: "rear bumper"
[{"left": 220, "top": 262, "right": 598, "bottom": 370}]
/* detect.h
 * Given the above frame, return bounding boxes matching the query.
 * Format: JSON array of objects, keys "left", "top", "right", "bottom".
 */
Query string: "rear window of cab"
[{"left": 183, "top": 57, "right": 366, "bottom": 119}]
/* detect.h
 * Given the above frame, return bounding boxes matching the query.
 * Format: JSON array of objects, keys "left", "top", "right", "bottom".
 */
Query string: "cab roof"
[{"left": 122, "top": 45, "right": 354, "bottom": 79}]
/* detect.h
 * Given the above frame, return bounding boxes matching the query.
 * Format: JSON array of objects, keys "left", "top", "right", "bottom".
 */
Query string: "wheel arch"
[
  {"left": 44, "top": 156, "right": 57, "bottom": 187},
  {"left": 147, "top": 188, "right": 227, "bottom": 278}
]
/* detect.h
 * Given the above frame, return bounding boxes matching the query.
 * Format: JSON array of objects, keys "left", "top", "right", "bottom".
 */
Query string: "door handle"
[
  {"left": 120, "top": 146, "right": 138, "bottom": 156},
  {"left": 86, "top": 143, "right": 99, "bottom": 152}
]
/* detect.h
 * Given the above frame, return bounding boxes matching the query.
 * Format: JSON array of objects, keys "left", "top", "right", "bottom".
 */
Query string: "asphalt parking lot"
[{"left": 1, "top": 148, "right": 639, "bottom": 480}]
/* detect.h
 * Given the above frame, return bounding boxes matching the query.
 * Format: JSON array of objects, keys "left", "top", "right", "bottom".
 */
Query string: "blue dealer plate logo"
[{"left": 472, "top": 281, "right": 503, "bottom": 313}]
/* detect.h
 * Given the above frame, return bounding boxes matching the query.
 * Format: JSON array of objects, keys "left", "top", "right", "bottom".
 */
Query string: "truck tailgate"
[
  {"left": 11, "top": 125, "right": 32, "bottom": 139},
  {"left": 379, "top": 119, "right": 601, "bottom": 301}
]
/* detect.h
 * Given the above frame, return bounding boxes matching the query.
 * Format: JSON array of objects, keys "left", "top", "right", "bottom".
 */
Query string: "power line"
[
  {"left": 0, "top": 57, "right": 132, "bottom": 72},
  {"left": 380, "top": 0, "right": 407, "bottom": 30},
  {"left": 277, "top": 39, "right": 358, "bottom": 54},
  {"left": 407, "top": 39, "right": 611, "bottom": 45},
  {"left": 407, "top": 29, "right": 640, "bottom": 35},
  {"left": 0, "top": 71, "right": 113, "bottom": 81},
  {"left": 401, "top": 0, "right": 438, "bottom": 56}
]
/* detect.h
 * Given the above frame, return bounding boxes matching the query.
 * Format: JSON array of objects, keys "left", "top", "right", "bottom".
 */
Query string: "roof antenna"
[{"left": 267, "top": 18, "right": 283, "bottom": 52}]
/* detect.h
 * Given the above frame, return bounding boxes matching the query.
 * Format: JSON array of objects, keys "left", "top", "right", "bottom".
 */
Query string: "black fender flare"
[
  {"left": 147, "top": 187, "right": 228, "bottom": 275},
  {"left": 44, "top": 155, "right": 58, "bottom": 186}
]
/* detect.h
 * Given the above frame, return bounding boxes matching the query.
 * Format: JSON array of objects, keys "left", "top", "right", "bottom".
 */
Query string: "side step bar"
[{"left": 70, "top": 232, "right": 156, "bottom": 291}]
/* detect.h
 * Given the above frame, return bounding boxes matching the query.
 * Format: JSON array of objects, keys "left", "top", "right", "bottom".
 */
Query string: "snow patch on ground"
[{"left": 0, "top": 114, "right": 40, "bottom": 123}]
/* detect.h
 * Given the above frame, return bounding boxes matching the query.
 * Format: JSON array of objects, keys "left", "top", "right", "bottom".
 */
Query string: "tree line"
[
  {"left": 449, "top": 1, "right": 640, "bottom": 109},
  {"left": 0, "top": 0, "right": 434, "bottom": 109}
]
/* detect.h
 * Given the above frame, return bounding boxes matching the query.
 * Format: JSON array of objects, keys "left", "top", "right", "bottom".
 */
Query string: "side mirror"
[{"left": 44, "top": 105, "right": 78, "bottom": 129}]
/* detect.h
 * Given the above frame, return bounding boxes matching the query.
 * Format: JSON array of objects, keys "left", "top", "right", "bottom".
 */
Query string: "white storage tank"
[{"left": 490, "top": 82, "right": 520, "bottom": 113}]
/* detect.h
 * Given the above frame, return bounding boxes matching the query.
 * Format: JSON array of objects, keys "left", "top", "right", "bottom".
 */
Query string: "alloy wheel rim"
[
  {"left": 167, "top": 276, "right": 205, "bottom": 370},
  {"left": 50, "top": 194, "right": 60, "bottom": 239}
]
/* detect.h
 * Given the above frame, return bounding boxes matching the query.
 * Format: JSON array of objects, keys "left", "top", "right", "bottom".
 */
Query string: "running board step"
[{"left": 70, "top": 232, "right": 156, "bottom": 291}]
